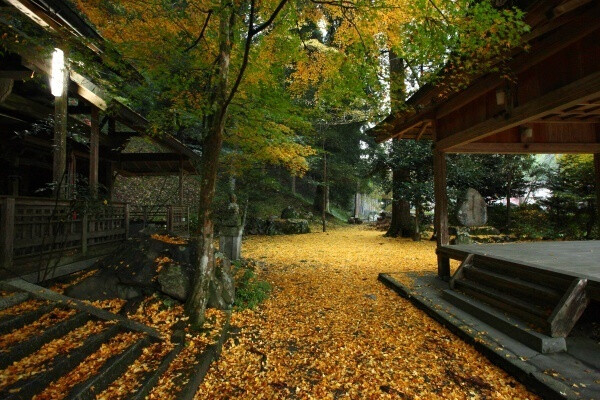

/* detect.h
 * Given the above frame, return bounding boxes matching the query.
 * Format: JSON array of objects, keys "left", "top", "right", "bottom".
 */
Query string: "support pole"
[
  {"left": 178, "top": 158, "right": 184, "bottom": 206},
  {"left": 89, "top": 106, "right": 100, "bottom": 196},
  {"left": 1, "top": 197, "right": 15, "bottom": 273},
  {"left": 595, "top": 153, "right": 600, "bottom": 222},
  {"left": 434, "top": 147, "right": 450, "bottom": 280},
  {"left": 81, "top": 214, "right": 88, "bottom": 255},
  {"left": 52, "top": 61, "right": 69, "bottom": 198}
]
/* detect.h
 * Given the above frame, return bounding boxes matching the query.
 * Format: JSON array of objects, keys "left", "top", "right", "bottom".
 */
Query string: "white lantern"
[{"left": 50, "top": 48, "right": 65, "bottom": 97}]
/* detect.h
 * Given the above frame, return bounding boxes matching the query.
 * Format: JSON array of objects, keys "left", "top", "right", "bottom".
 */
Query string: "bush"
[
  {"left": 509, "top": 205, "right": 553, "bottom": 240},
  {"left": 233, "top": 265, "right": 271, "bottom": 310}
]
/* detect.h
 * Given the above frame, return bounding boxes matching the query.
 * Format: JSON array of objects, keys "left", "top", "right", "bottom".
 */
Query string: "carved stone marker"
[
  {"left": 457, "top": 188, "right": 487, "bottom": 227},
  {"left": 219, "top": 194, "right": 243, "bottom": 261}
]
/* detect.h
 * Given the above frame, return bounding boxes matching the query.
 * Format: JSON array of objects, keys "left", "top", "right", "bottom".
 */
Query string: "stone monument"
[
  {"left": 458, "top": 188, "right": 488, "bottom": 227},
  {"left": 219, "top": 194, "right": 243, "bottom": 260},
  {"left": 455, "top": 188, "right": 488, "bottom": 244}
]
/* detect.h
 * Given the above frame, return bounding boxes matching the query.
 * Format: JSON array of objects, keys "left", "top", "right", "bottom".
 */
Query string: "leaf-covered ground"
[{"left": 196, "top": 225, "right": 538, "bottom": 399}]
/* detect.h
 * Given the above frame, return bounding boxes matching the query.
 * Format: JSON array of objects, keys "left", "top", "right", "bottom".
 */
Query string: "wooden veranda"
[
  {"left": 0, "top": 0, "right": 198, "bottom": 280},
  {"left": 370, "top": 0, "right": 600, "bottom": 338}
]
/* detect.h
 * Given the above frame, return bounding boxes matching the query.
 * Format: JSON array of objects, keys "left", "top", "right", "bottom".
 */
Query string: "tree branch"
[
  {"left": 223, "top": 0, "right": 289, "bottom": 111},
  {"left": 185, "top": 10, "right": 213, "bottom": 52}
]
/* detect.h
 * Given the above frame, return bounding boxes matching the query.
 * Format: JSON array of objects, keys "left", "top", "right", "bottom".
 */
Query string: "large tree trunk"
[
  {"left": 186, "top": 2, "right": 232, "bottom": 328},
  {"left": 385, "top": 168, "right": 412, "bottom": 237}
]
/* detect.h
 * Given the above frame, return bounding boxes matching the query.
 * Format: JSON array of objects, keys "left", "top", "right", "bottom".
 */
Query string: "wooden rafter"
[{"left": 437, "top": 71, "right": 600, "bottom": 151}]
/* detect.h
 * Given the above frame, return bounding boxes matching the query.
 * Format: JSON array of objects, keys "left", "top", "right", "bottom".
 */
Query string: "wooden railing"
[
  {"left": 0, "top": 197, "right": 189, "bottom": 279},
  {"left": 0, "top": 196, "right": 128, "bottom": 277},
  {"left": 128, "top": 204, "right": 190, "bottom": 234}
]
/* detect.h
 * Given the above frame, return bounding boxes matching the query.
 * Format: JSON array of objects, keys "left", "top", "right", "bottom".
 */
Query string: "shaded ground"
[{"left": 196, "top": 225, "right": 538, "bottom": 399}]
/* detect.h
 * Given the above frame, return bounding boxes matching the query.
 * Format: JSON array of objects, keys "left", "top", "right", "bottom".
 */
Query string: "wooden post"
[
  {"left": 1, "top": 198, "right": 15, "bottom": 272},
  {"left": 291, "top": 175, "right": 296, "bottom": 195},
  {"left": 89, "top": 106, "right": 100, "bottom": 196},
  {"left": 434, "top": 147, "right": 450, "bottom": 280},
  {"left": 53, "top": 59, "right": 69, "bottom": 198},
  {"left": 178, "top": 158, "right": 184, "bottom": 206},
  {"left": 167, "top": 205, "right": 174, "bottom": 232},
  {"left": 595, "top": 153, "right": 600, "bottom": 221},
  {"left": 124, "top": 204, "right": 130, "bottom": 238},
  {"left": 81, "top": 213, "right": 88, "bottom": 255}
]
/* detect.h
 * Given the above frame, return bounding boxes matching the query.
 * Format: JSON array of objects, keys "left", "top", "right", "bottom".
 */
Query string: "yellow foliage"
[{"left": 196, "top": 226, "right": 539, "bottom": 399}]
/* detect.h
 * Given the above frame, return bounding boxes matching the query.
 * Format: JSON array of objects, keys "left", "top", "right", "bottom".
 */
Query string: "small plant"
[{"left": 234, "top": 265, "right": 271, "bottom": 310}]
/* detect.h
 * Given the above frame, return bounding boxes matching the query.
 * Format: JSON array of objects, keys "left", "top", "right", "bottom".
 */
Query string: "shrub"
[{"left": 233, "top": 265, "right": 271, "bottom": 310}]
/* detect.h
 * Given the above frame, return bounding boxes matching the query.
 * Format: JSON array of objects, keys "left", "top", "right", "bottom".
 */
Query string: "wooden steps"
[
  {"left": 449, "top": 254, "right": 589, "bottom": 341},
  {"left": 0, "top": 285, "right": 228, "bottom": 400}
]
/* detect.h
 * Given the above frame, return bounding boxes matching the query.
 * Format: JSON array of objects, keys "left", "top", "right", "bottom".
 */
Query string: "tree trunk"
[
  {"left": 385, "top": 168, "right": 411, "bottom": 237},
  {"left": 186, "top": 2, "right": 232, "bottom": 328},
  {"left": 413, "top": 203, "right": 421, "bottom": 241}
]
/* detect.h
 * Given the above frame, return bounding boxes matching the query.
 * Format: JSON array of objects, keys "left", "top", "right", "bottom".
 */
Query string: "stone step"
[
  {"left": 65, "top": 336, "right": 150, "bottom": 400},
  {"left": 0, "top": 303, "right": 56, "bottom": 335},
  {"left": 454, "top": 279, "right": 551, "bottom": 327},
  {"left": 129, "top": 343, "right": 185, "bottom": 400},
  {"left": 442, "top": 289, "right": 566, "bottom": 353},
  {"left": 0, "top": 324, "right": 121, "bottom": 400},
  {"left": 0, "top": 292, "right": 29, "bottom": 311},
  {"left": 0, "top": 312, "right": 91, "bottom": 370},
  {"left": 463, "top": 265, "right": 562, "bottom": 307}
]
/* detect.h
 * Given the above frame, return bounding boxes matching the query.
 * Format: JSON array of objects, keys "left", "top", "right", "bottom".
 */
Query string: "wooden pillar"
[
  {"left": 178, "top": 158, "right": 184, "bottom": 206},
  {"left": 595, "top": 153, "right": 600, "bottom": 220},
  {"left": 52, "top": 60, "right": 69, "bottom": 198},
  {"left": 89, "top": 106, "right": 100, "bottom": 196},
  {"left": 434, "top": 147, "right": 450, "bottom": 280},
  {"left": 124, "top": 204, "right": 130, "bottom": 238},
  {"left": 167, "top": 205, "right": 174, "bottom": 232},
  {"left": 1, "top": 197, "right": 15, "bottom": 272},
  {"left": 81, "top": 214, "right": 88, "bottom": 255}
]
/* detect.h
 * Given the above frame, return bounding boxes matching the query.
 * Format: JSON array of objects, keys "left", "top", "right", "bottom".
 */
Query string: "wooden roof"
[
  {"left": 0, "top": 0, "right": 201, "bottom": 167},
  {"left": 369, "top": 0, "right": 600, "bottom": 154}
]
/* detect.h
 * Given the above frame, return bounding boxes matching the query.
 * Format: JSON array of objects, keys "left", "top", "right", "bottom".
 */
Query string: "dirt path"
[{"left": 196, "top": 226, "right": 538, "bottom": 399}]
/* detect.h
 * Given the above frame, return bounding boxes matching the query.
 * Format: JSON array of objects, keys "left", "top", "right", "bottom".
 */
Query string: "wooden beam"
[
  {"left": 53, "top": 59, "right": 69, "bottom": 198},
  {"left": 437, "top": 71, "right": 600, "bottom": 151},
  {"left": 178, "top": 158, "right": 184, "bottom": 206},
  {"left": 433, "top": 147, "right": 450, "bottom": 280},
  {"left": 553, "top": 0, "right": 593, "bottom": 18},
  {"left": 595, "top": 153, "right": 600, "bottom": 221},
  {"left": 0, "top": 70, "right": 33, "bottom": 80},
  {"left": 451, "top": 142, "right": 600, "bottom": 154},
  {"left": 0, "top": 198, "right": 15, "bottom": 273},
  {"left": 89, "top": 106, "right": 100, "bottom": 196},
  {"left": 548, "top": 278, "right": 589, "bottom": 337},
  {"left": 415, "top": 122, "right": 430, "bottom": 141}
]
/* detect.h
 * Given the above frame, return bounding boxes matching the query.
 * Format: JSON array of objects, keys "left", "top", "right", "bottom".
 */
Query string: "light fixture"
[
  {"left": 520, "top": 126, "right": 533, "bottom": 141},
  {"left": 50, "top": 48, "right": 65, "bottom": 97},
  {"left": 495, "top": 88, "right": 506, "bottom": 106}
]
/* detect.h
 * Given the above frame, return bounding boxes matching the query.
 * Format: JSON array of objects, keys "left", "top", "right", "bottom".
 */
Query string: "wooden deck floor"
[{"left": 439, "top": 241, "right": 600, "bottom": 299}]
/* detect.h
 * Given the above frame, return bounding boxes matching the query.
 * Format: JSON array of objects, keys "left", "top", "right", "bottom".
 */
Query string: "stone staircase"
[
  {"left": 0, "top": 281, "right": 227, "bottom": 400},
  {"left": 443, "top": 254, "right": 590, "bottom": 353}
]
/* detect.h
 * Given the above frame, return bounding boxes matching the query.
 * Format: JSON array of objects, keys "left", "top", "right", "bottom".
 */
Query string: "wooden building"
[
  {"left": 0, "top": 0, "right": 199, "bottom": 280},
  {"left": 371, "top": 0, "right": 600, "bottom": 339}
]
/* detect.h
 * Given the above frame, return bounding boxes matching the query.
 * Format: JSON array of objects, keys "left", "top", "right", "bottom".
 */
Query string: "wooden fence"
[
  {"left": 128, "top": 204, "right": 190, "bottom": 234},
  {"left": 0, "top": 196, "right": 129, "bottom": 278},
  {"left": 0, "top": 197, "right": 188, "bottom": 279}
]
